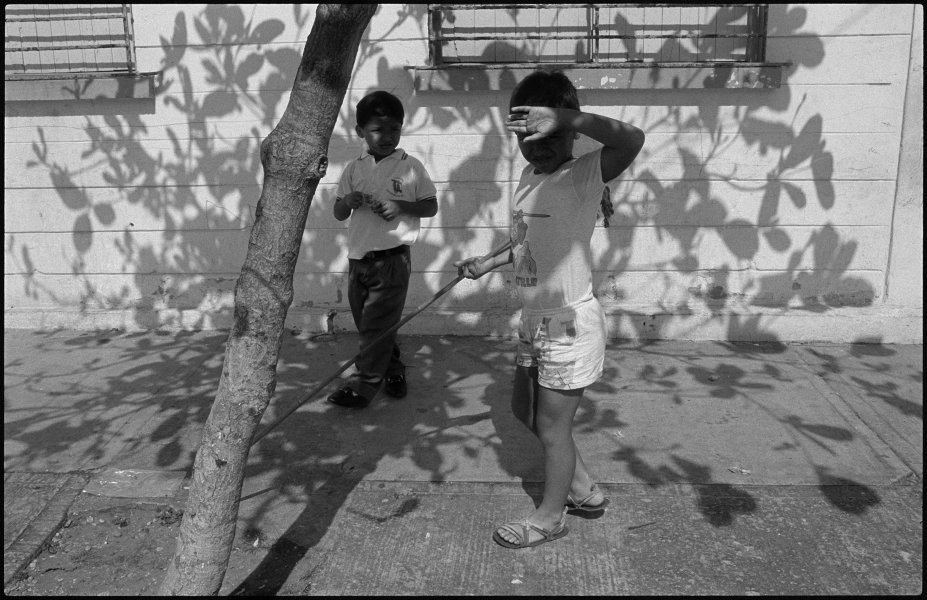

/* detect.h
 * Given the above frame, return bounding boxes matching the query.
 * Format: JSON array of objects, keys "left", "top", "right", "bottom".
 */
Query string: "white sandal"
[
  {"left": 492, "top": 509, "right": 569, "bottom": 549},
  {"left": 566, "top": 484, "right": 610, "bottom": 513}
]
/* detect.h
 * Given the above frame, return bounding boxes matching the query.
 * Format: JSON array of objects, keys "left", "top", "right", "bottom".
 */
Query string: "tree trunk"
[{"left": 159, "top": 4, "right": 377, "bottom": 595}]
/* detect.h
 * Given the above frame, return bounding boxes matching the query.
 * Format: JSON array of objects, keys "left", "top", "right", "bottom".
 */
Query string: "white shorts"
[{"left": 516, "top": 295, "right": 606, "bottom": 390}]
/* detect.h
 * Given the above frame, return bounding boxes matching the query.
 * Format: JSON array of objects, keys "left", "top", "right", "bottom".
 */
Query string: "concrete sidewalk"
[{"left": 3, "top": 328, "right": 923, "bottom": 594}]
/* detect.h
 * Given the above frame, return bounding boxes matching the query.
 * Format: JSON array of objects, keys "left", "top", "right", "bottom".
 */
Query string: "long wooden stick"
[{"left": 251, "top": 239, "right": 512, "bottom": 445}]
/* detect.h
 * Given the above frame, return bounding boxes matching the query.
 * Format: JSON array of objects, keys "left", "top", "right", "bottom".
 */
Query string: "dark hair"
[
  {"left": 509, "top": 70, "right": 579, "bottom": 111},
  {"left": 356, "top": 90, "right": 405, "bottom": 127}
]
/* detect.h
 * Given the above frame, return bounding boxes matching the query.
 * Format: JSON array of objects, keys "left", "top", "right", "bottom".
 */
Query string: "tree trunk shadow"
[{"left": 229, "top": 471, "right": 367, "bottom": 596}]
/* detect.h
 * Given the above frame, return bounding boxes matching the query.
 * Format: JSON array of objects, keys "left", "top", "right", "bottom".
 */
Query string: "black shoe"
[
  {"left": 327, "top": 386, "right": 370, "bottom": 408},
  {"left": 384, "top": 374, "right": 407, "bottom": 399}
]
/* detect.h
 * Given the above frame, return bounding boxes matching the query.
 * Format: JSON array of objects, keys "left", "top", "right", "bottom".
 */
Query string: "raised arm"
[{"left": 508, "top": 106, "right": 645, "bottom": 182}]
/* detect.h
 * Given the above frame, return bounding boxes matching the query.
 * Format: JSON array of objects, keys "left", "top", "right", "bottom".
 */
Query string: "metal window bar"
[
  {"left": 5, "top": 3, "right": 137, "bottom": 80},
  {"left": 428, "top": 4, "right": 768, "bottom": 66}
]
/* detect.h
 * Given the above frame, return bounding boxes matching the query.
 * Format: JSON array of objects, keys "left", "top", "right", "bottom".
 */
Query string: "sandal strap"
[
  {"left": 498, "top": 517, "right": 561, "bottom": 545},
  {"left": 568, "top": 484, "right": 602, "bottom": 508}
]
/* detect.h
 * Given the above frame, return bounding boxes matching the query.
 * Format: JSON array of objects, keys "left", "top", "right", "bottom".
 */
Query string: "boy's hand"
[
  {"left": 454, "top": 256, "right": 487, "bottom": 280},
  {"left": 506, "top": 106, "right": 563, "bottom": 141},
  {"left": 372, "top": 198, "right": 400, "bottom": 221},
  {"left": 342, "top": 191, "right": 367, "bottom": 210}
]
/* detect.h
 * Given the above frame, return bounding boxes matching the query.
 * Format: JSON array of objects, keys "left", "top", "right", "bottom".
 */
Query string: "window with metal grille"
[
  {"left": 429, "top": 4, "right": 768, "bottom": 66},
  {"left": 5, "top": 3, "right": 136, "bottom": 80}
]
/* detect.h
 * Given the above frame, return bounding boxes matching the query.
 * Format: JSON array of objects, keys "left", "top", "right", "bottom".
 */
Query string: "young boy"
[
  {"left": 328, "top": 90, "right": 438, "bottom": 409},
  {"left": 455, "top": 71, "right": 644, "bottom": 548}
]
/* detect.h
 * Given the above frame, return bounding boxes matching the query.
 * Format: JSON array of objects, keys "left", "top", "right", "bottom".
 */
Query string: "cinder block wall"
[{"left": 4, "top": 4, "right": 922, "bottom": 343}]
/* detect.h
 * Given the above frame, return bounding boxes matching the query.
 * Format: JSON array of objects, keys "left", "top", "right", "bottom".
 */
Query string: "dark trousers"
[{"left": 347, "top": 245, "right": 410, "bottom": 398}]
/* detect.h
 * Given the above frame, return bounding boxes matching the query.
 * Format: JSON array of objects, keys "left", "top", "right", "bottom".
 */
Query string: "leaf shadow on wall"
[{"left": 5, "top": 3, "right": 896, "bottom": 594}]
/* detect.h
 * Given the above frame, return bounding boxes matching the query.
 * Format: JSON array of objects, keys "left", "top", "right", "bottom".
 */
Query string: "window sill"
[
  {"left": 4, "top": 72, "right": 160, "bottom": 102},
  {"left": 408, "top": 62, "right": 787, "bottom": 91}
]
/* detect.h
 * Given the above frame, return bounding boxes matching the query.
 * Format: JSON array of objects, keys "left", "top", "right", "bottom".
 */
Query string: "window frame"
[
  {"left": 411, "top": 3, "right": 788, "bottom": 91},
  {"left": 4, "top": 3, "right": 156, "bottom": 101},
  {"left": 5, "top": 3, "right": 138, "bottom": 81}
]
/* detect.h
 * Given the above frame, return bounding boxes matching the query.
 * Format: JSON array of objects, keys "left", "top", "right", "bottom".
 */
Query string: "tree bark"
[{"left": 159, "top": 4, "right": 377, "bottom": 595}]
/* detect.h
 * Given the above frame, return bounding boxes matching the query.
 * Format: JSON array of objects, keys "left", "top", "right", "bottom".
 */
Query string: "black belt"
[{"left": 359, "top": 245, "right": 408, "bottom": 261}]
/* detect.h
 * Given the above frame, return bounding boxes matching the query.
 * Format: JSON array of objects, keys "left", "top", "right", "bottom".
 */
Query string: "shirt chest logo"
[{"left": 389, "top": 178, "right": 403, "bottom": 196}]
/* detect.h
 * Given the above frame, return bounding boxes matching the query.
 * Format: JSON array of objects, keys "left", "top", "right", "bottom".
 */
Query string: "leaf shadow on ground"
[{"left": 4, "top": 3, "right": 915, "bottom": 595}]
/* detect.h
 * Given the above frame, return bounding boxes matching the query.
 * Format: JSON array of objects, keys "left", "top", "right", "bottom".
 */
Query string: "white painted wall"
[{"left": 4, "top": 4, "right": 923, "bottom": 343}]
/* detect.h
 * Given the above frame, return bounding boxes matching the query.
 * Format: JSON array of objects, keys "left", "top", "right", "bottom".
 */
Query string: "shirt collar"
[{"left": 363, "top": 147, "right": 404, "bottom": 161}]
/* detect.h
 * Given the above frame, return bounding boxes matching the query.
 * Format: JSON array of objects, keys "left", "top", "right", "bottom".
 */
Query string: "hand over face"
[{"left": 506, "top": 106, "right": 562, "bottom": 141}]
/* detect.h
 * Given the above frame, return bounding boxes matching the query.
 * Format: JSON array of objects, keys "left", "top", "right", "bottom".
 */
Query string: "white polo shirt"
[{"left": 336, "top": 148, "right": 437, "bottom": 259}]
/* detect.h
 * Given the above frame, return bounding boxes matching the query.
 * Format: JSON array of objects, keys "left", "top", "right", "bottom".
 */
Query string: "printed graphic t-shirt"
[
  {"left": 336, "top": 148, "right": 437, "bottom": 259},
  {"left": 510, "top": 147, "right": 605, "bottom": 311}
]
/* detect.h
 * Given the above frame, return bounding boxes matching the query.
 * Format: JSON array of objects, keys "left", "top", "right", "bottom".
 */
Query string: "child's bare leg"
[
  {"left": 569, "top": 447, "right": 606, "bottom": 506},
  {"left": 534, "top": 385, "right": 583, "bottom": 521},
  {"left": 496, "top": 382, "right": 583, "bottom": 545},
  {"left": 511, "top": 365, "right": 600, "bottom": 501}
]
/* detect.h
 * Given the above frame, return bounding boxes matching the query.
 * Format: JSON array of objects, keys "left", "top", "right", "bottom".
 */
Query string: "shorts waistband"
[
  {"left": 521, "top": 293, "right": 596, "bottom": 317},
  {"left": 356, "top": 244, "right": 409, "bottom": 261}
]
